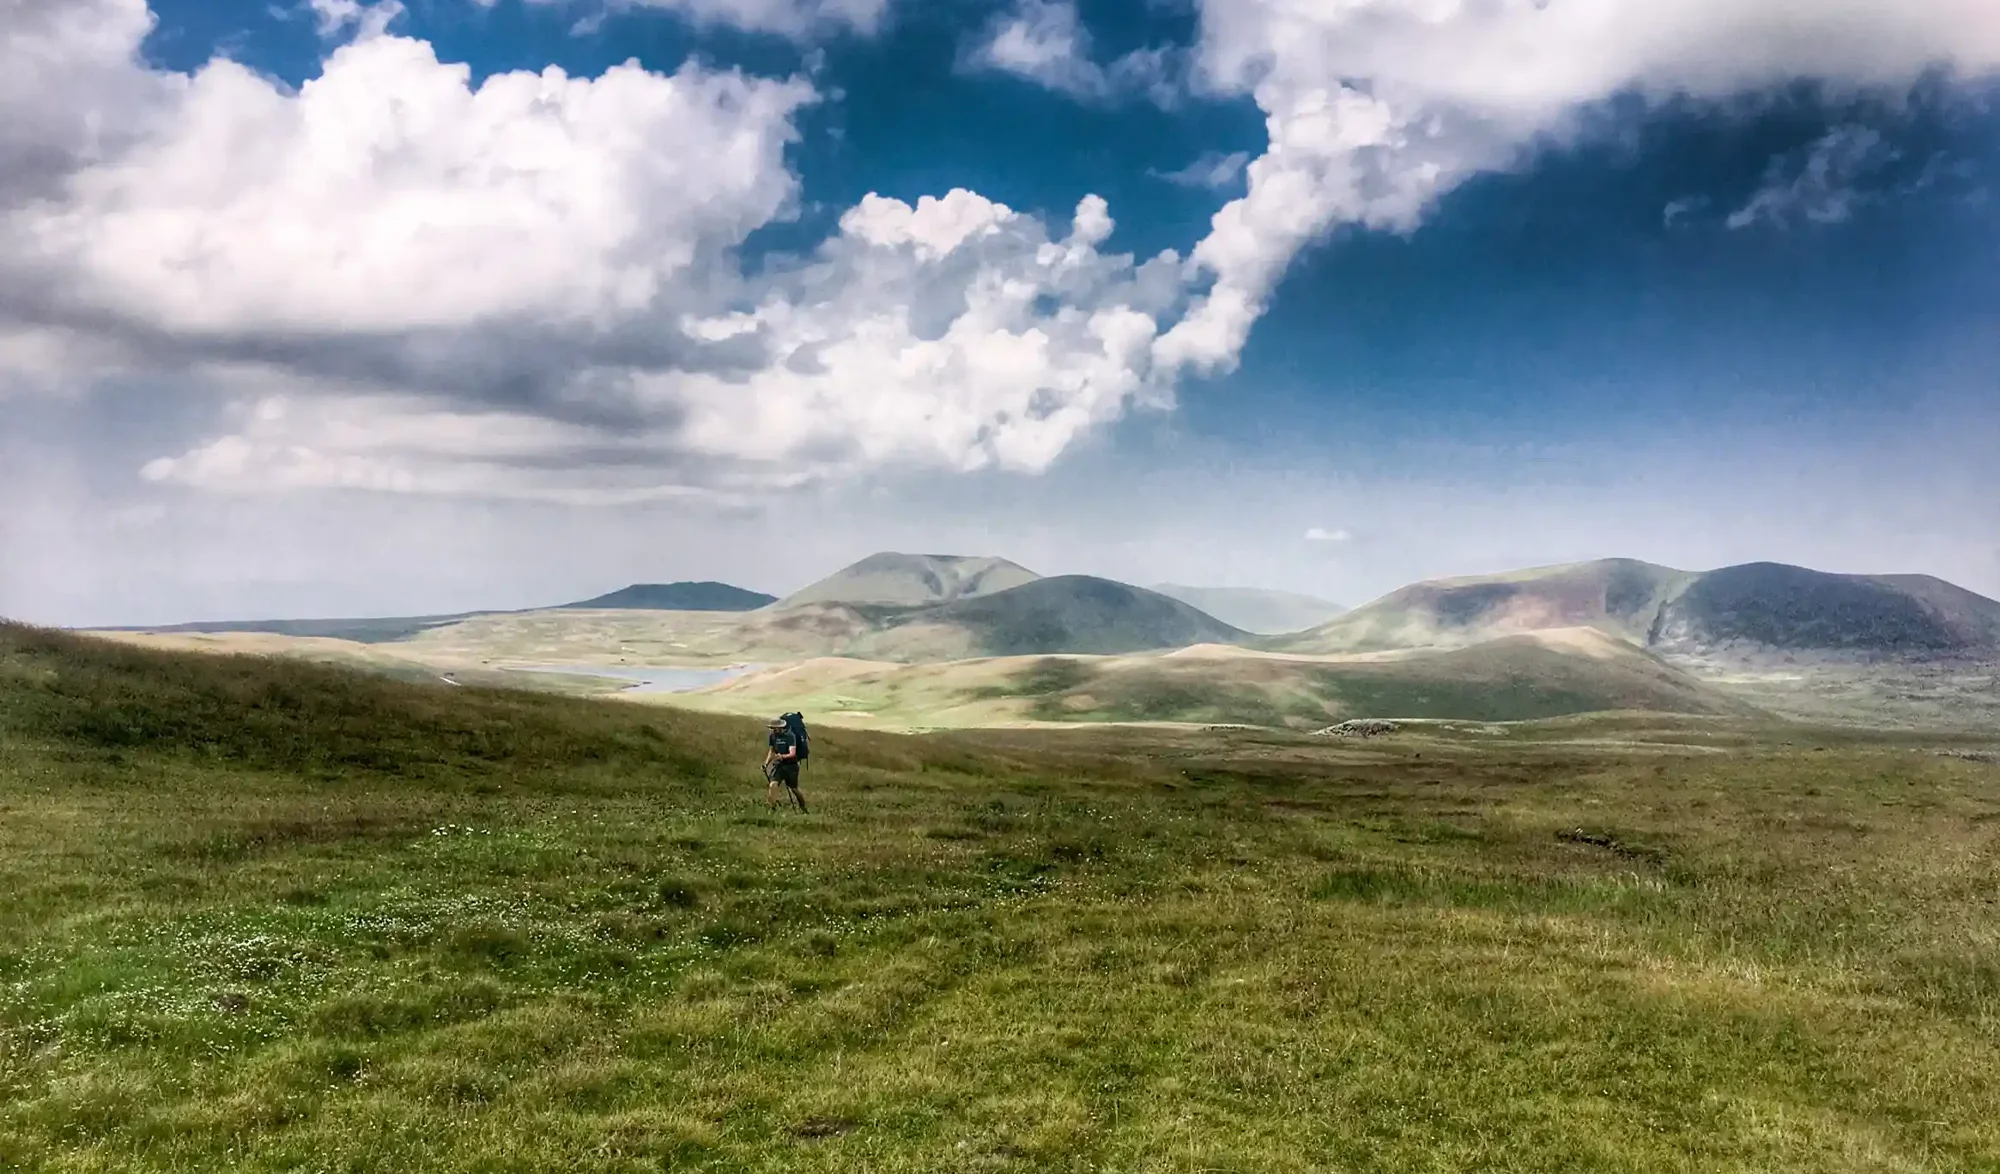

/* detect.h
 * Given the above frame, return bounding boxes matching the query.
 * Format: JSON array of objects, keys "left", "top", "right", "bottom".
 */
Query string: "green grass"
[
  {"left": 4, "top": 623, "right": 2000, "bottom": 1171},
  {"left": 1033, "top": 672, "right": 1325, "bottom": 728},
  {"left": 968, "top": 657, "right": 1325, "bottom": 728},
  {"left": 970, "top": 656, "right": 1097, "bottom": 701},
  {"left": 951, "top": 642, "right": 1735, "bottom": 730},
  {"left": 1309, "top": 669, "right": 1642, "bottom": 724}
]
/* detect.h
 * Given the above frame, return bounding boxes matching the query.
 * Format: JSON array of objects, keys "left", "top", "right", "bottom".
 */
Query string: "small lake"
[{"left": 506, "top": 663, "right": 761, "bottom": 694}]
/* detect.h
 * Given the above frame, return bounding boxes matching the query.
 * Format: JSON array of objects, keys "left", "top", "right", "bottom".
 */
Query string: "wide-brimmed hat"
[{"left": 766, "top": 717, "right": 787, "bottom": 729}]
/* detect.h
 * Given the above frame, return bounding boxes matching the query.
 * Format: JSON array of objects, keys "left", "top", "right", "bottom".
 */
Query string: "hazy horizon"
[{"left": 5, "top": 0, "right": 1999, "bottom": 628}]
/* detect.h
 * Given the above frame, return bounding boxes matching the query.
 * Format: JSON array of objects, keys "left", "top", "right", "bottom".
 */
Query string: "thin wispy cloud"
[
  {"left": 308, "top": 0, "right": 404, "bottom": 39},
  {"left": 961, "top": 0, "right": 1183, "bottom": 106},
  {"left": 1662, "top": 195, "right": 1710, "bottom": 228},
  {"left": 1152, "top": 150, "right": 1250, "bottom": 190},
  {"left": 1728, "top": 124, "right": 1896, "bottom": 229}
]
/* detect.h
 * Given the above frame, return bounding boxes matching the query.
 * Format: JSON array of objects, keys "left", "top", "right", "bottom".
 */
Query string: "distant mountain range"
[
  {"left": 763, "top": 552, "right": 2000, "bottom": 664},
  {"left": 738, "top": 556, "right": 1245, "bottom": 659},
  {"left": 1273, "top": 558, "right": 2000, "bottom": 661},
  {"left": 761, "top": 555, "right": 1331, "bottom": 649},
  {"left": 102, "top": 551, "right": 2000, "bottom": 661},
  {"left": 92, "top": 552, "right": 2000, "bottom": 718}
]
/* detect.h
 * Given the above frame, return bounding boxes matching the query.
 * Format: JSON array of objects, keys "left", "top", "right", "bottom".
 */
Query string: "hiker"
[{"left": 764, "top": 713, "right": 809, "bottom": 812}]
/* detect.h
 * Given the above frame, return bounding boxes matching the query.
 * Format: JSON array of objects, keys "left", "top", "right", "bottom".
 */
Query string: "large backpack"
[{"left": 781, "top": 712, "right": 809, "bottom": 762}]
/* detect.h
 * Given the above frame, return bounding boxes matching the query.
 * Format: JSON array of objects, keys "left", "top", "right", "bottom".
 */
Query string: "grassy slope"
[
  {"left": 396, "top": 608, "right": 794, "bottom": 666},
  {"left": 1659, "top": 562, "right": 2000, "bottom": 654},
  {"left": 80, "top": 631, "right": 640, "bottom": 700},
  {"left": 851, "top": 576, "right": 1250, "bottom": 662},
  {"left": 94, "top": 614, "right": 491, "bottom": 644},
  {"left": 1275, "top": 560, "right": 1694, "bottom": 655},
  {"left": 5, "top": 624, "right": 2000, "bottom": 1172},
  {"left": 1282, "top": 558, "right": 2000, "bottom": 662},
  {"left": 662, "top": 633, "right": 1749, "bottom": 732}
]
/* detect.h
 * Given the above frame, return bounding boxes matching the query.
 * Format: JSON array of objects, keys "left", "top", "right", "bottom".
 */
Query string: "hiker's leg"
[{"left": 776, "top": 763, "right": 805, "bottom": 812}]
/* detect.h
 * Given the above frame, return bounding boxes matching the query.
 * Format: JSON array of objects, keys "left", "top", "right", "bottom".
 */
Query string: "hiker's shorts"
[{"left": 773, "top": 761, "right": 800, "bottom": 788}]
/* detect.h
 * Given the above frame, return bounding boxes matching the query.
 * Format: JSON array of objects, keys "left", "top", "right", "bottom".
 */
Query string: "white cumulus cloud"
[
  {"left": 307, "top": 0, "right": 404, "bottom": 40},
  {"left": 598, "top": 0, "right": 888, "bottom": 38},
  {"left": 11, "top": 0, "right": 2000, "bottom": 511},
  {"left": 0, "top": 0, "right": 171, "bottom": 203},
  {"left": 16, "top": 39, "right": 815, "bottom": 337},
  {"left": 655, "top": 189, "right": 1175, "bottom": 476},
  {"left": 1, "top": 0, "right": 1189, "bottom": 501},
  {"left": 963, "top": 0, "right": 1181, "bottom": 104},
  {"left": 839, "top": 189, "right": 1020, "bottom": 259},
  {"left": 138, "top": 188, "right": 1184, "bottom": 493},
  {"left": 1151, "top": 0, "right": 2000, "bottom": 377}
]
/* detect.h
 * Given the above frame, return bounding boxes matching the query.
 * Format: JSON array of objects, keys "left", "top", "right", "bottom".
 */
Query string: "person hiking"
[{"left": 764, "top": 715, "right": 808, "bottom": 812}]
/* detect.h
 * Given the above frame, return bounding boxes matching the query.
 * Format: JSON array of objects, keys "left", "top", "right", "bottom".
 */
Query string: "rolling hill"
[
  {"left": 850, "top": 575, "right": 1250, "bottom": 661},
  {"left": 663, "top": 626, "right": 1750, "bottom": 731},
  {"left": 775, "top": 552, "right": 1040, "bottom": 609},
  {"left": 95, "top": 611, "right": 492, "bottom": 644},
  {"left": 90, "top": 580, "right": 776, "bottom": 642},
  {"left": 1150, "top": 585, "right": 1348, "bottom": 634},
  {"left": 1276, "top": 558, "right": 2000, "bottom": 661},
  {"left": 703, "top": 557, "right": 1245, "bottom": 662},
  {"left": 379, "top": 565, "right": 1250, "bottom": 667},
  {"left": 1275, "top": 559, "right": 1689, "bottom": 654},
  {"left": 558, "top": 581, "right": 776, "bottom": 611},
  {"left": 1651, "top": 562, "right": 2000, "bottom": 656}
]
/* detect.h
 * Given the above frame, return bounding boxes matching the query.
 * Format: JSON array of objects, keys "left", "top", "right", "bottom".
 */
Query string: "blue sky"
[{"left": 3, "top": 0, "right": 1998, "bottom": 624}]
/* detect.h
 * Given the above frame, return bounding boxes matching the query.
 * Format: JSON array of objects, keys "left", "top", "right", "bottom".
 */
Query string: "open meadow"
[{"left": 4, "top": 623, "right": 2000, "bottom": 1171}]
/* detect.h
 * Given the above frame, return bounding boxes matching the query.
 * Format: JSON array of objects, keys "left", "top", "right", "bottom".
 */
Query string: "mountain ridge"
[
  {"left": 1275, "top": 558, "right": 2000, "bottom": 661},
  {"left": 775, "top": 552, "right": 1041, "bottom": 610},
  {"left": 559, "top": 582, "right": 776, "bottom": 612}
]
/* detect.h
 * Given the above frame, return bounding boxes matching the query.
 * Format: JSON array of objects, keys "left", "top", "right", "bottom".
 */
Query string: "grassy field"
[
  {"left": 4, "top": 623, "right": 2000, "bottom": 1171},
  {"left": 1659, "top": 653, "right": 2000, "bottom": 733},
  {"left": 661, "top": 633, "right": 1746, "bottom": 733}
]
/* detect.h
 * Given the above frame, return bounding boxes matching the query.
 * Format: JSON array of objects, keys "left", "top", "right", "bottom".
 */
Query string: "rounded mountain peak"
[{"left": 776, "top": 552, "right": 1041, "bottom": 609}]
